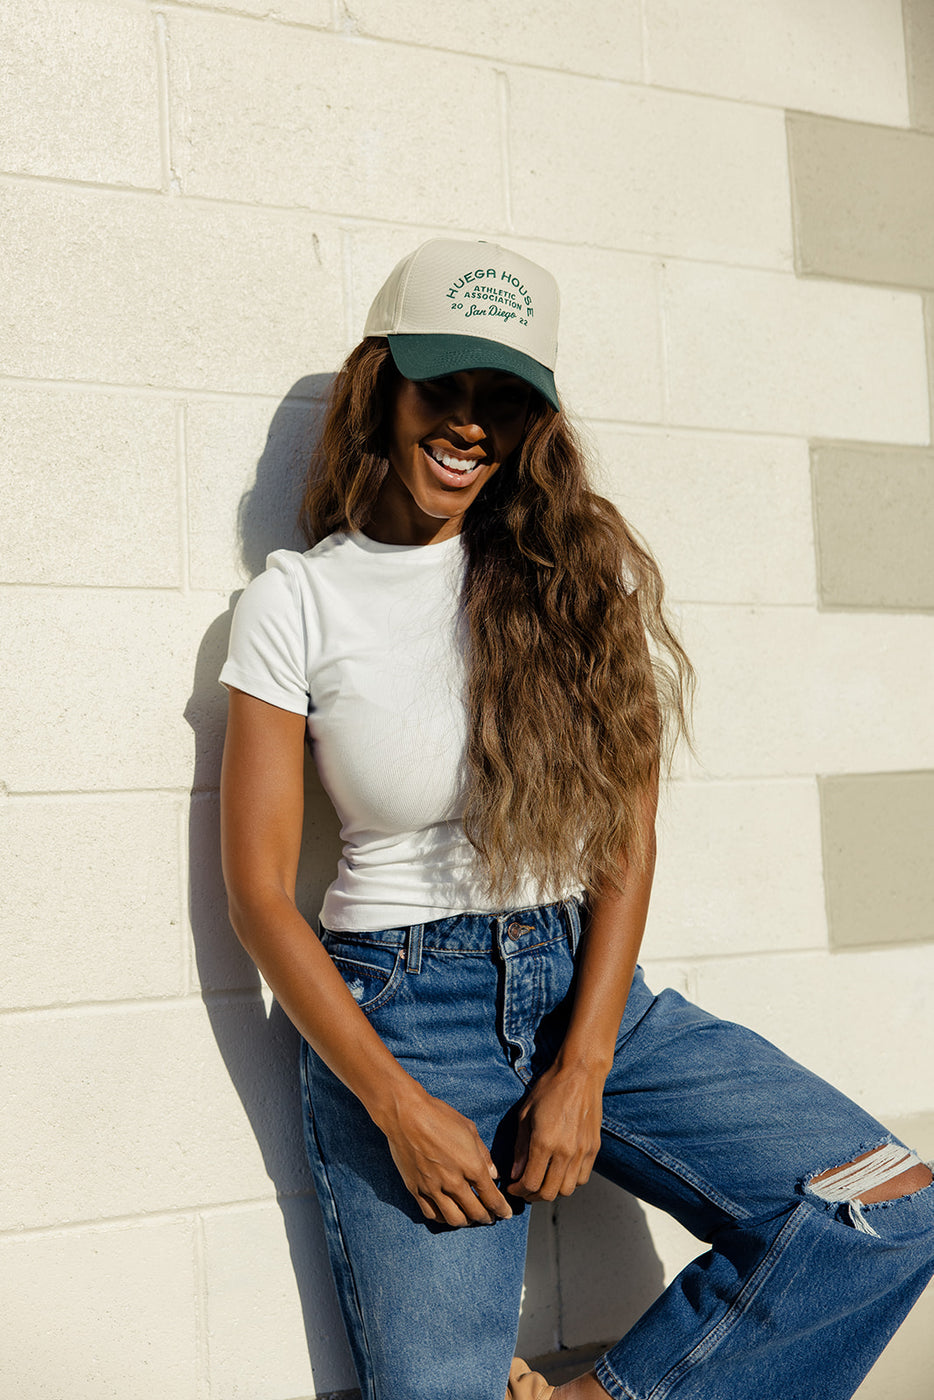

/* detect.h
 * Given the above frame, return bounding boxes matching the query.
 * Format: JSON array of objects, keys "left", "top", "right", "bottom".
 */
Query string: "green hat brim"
[{"left": 387, "top": 334, "right": 559, "bottom": 411}]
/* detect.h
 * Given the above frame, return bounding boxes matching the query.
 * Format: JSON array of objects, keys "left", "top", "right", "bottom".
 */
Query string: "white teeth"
[{"left": 427, "top": 445, "right": 480, "bottom": 473}]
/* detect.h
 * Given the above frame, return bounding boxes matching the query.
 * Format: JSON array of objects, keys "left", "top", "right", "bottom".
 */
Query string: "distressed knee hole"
[{"left": 807, "top": 1143, "right": 933, "bottom": 1235}]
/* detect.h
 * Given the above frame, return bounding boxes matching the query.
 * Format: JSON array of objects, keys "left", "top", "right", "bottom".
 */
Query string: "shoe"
[{"left": 506, "top": 1356, "right": 556, "bottom": 1400}]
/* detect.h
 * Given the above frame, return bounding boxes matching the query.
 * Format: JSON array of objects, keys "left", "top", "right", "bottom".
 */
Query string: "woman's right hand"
[
  {"left": 221, "top": 691, "right": 511, "bottom": 1230},
  {"left": 378, "top": 1084, "right": 514, "bottom": 1229}
]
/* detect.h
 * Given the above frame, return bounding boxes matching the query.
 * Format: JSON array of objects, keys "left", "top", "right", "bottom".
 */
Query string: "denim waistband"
[{"left": 319, "top": 896, "right": 583, "bottom": 967}]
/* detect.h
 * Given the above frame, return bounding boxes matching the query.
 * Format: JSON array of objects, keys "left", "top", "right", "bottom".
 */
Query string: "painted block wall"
[{"left": 1, "top": 2, "right": 931, "bottom": 1397}]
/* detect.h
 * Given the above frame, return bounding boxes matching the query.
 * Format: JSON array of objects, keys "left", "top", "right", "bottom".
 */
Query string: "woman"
[{"left": 220, "top": 239, "right": 934, "bottom": 1400}]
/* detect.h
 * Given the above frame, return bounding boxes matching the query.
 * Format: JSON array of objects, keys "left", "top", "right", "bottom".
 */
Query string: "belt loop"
[
  {"left": 405, "top": 923, "right": 424, "bottom": 974},
  {"left": 563, "top": 898, "right": 582, "bottom": 955}
]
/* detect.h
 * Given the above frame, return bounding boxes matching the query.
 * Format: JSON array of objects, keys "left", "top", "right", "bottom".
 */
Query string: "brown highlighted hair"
[{"left": 300, "top": 338, "right": 693, "bottom": 900}]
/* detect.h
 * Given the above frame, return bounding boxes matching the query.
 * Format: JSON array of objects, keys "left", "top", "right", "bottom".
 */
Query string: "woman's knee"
[{"left": 806, "top": 1140, "right": 934, "bottom": 1240}]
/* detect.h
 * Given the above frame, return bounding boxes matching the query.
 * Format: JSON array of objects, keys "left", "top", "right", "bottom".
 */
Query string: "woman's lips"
[{"left": 421, "top": 443, "right": 486, "bottom": 488}]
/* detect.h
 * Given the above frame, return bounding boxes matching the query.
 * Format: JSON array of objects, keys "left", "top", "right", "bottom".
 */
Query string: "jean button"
[{"left": 506, "top": 922, "right": 522, "bottom": 940}]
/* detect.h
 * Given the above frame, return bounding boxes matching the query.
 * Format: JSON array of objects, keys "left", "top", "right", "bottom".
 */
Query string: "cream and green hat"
[{"left": 364, "top": 238, "right": 561, "bottom": 410}]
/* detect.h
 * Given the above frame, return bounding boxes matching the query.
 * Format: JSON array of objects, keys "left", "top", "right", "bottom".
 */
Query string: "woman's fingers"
[
  {"left": 511, "top": 1136, "right": 600, "bottom": 1201},
  {"left": 560, "top": 1152, "right": 592, "bottom": 1198},
  {"left": 386, "top": 1091, "right": 514, "bottom": 1227},
  {"left": 414, "top": 1192, "right": 446, "bottom": 1224},
  {"left": 511, "top": 1136, "right": 561, "bottom": 1199},
  {"left": 442, "top": 1159, "right": 514, "bottom": 1227},
  {"left": 510, "top": 1118, "right": 531, "bottom": 1184},
  {"left": 412, "top": 1120, "right": 594, "bottom": 1216},
  {"left": 413, "top": 1175, "right": 506, "bottom": 1227},
  {"left": 510, "top": 1114, "right": 550, "bottom": 1195},
  {"left": 507, "top": 1060, "right": 605, "bottom": 1202},
  {"left": 471, "top": 1162, "right": 513, "bottom": 1219},
  {"left": 416, "top": 1179, "right": 507, "bottom": 1229}
]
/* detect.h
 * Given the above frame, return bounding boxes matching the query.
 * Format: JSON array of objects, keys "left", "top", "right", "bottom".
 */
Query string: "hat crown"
[{"left": 364, "top": 239, "right": 559, "bottom": 372}]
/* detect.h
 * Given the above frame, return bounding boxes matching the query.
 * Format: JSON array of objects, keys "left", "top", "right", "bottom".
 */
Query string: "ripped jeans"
[{"left": 299, "top": 899, "right": 934, "bottom": 1400}]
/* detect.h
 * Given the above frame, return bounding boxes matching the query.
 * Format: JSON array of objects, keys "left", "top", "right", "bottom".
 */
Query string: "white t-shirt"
[{"left": 220, "top": 530, "right": 573, "bottom": 931}]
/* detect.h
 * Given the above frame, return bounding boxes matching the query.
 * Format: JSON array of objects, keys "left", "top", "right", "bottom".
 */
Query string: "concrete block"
[
  {"left": 649, "top": 778, "right": 826, "bottom": 960},
  {"left": 0, "top": 389, "right": 180, "bottom": 587},
  {"left": 0, "top": 588, "right": 230, "bottom": 793},
  {"left": 2, "top": 999, "right": 312, "bottom": 1229},
  {"left": 692, "top": 944, "right": 934, "bottom": 1122},
  {"left": 515, "top": 1198, "right": 560, "bottom": 1360},
  {"left": 202, "top": 1198, "right": 353, "bottom": 1399},
  {"left": 821, "top": 771, "right": 934, "bottom": 950},
  {"left": 165, "top": 13, "right": 503, "bottom": 224},
  {"left": 904, "top": 0, "right": 934, "bottom": 132},
  {"left": 636, "top": 960, "right": 693, "bottom": 1001},
  {"left": 169, "top": 0, "right": 330, "bottom": 22},
  {"left": 636, "top": 1198, "right": 707, "bottom": 1291},
  {"left": 0, "top": 0, "right": 162, "bottom": 187},
  {"left": 0, "top": 795, "right": 184, "bottom": 1008},
  {"left": 812, "top": 443, "right": 934, "bottom": 610},
  {"left": 0, "top": 183, "right": 345, "bottom": 394},
  {"left": 187, "top": 396, "right": 320, "bottom": 593},
  {"left": 508, "top": 69, "right": 792, "bottom": 267},
  {"left": 344, "top": 224, "right": 441, "bottom": 352},
  {"left": 346, "top": 0, "right": 643, "bottom": 81},
  {"left": 886, "top": 1112, "right": 934, "bottom": 1160},
  {"left": 681, "top": 605, "right": 934, "bottom": 778},
  {"left": 517, "top": 1201, "right": 561, "bottom": 1359},
  {"left": 556, "top": 1173, "right": 667, "bottom": 1349},
  {"left": 554, "top": 1180, "right": 704, "bottom": 1351},
  {"left": 788, "top": 112, "right": 934, "bottom": 290},
  {"left": 0, "top": 1219, "right": 199, "bottom": 1399},
  {"left": 644, "top": 0, "right": 909, "bottom": 126},
  {"left": 663, "top": 262, "right": 929, "bottom": 442},
  {"left": 593, "top": 426, "right": 816, "bottom": 605},
  {"left": 515, "top": 239, "right": 662, "bottom": 424}
]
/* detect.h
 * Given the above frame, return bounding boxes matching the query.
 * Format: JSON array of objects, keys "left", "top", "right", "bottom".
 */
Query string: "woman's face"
[{"left": 369, "top": 368, "right": 534, "bottom": 545}]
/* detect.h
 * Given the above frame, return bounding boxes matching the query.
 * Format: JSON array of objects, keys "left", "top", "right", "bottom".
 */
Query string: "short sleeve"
[{"left": 219, "top": 551, "right": 310, "bottom": 715}]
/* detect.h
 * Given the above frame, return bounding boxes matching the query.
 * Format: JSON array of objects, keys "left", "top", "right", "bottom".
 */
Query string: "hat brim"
[{"left": 387, "top": 334, "right": 559, "bottom": 411}]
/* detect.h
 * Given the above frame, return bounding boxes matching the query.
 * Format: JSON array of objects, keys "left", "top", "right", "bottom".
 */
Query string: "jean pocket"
[{"left": 325, "top": 941, "right": 406, "bottom": 1015}]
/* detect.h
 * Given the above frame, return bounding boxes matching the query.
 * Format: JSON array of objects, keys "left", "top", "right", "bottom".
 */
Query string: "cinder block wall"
[{"left": 2, "top": 3, "right": 932, "bottom": 1397}]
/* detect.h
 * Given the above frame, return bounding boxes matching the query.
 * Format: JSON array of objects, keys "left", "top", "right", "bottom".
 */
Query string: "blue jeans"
[{"left": 299, "top": 899, "right": 934, "bottom": 1400}]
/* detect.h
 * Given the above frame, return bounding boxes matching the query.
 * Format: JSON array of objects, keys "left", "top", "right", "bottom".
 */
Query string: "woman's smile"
[
  {"left": 367, "top": 368, "right": 534, "bottom": 544},
  {"left": 421, "top": 439, "right": 486, "bottom": 486}
]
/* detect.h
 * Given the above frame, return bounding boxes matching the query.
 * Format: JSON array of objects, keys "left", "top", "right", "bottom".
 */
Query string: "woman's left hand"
[{"left": 508, "top": 1060, "right": 606, "bottom": 1202}]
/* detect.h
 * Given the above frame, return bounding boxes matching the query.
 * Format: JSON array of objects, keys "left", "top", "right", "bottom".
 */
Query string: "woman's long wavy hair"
[{"left": 300, "top": 338, "right": 693, "bottom": 901}]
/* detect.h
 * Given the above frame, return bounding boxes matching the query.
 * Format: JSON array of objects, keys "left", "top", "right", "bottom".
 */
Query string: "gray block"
[
  {"left": 811, "top": 443, "right": 934, "bottom": 611},
  {"left": 788, "top": 111, "right": 934, "bottom": 289},
  {"left": 820, "top": 771, "right": 934, "bottom": 949},
  {"left": 905, "top": 0, "right": 934, "bottom": 134}
]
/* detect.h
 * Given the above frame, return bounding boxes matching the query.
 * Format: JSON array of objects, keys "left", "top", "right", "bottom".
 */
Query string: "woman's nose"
[
  {"left": 446, "top": 388, "right": 490, "bottom": 438},
  {"left": 448, "top": 419, "right": 487, "bottom": 444}
]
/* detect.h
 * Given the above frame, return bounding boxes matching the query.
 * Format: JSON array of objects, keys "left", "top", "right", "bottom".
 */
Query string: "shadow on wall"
[
  {"left": 183, "top": 377, "right": 669, "bottom": 1389},
  {"left": 184, "top": 374, "right": 356, "bottom": 1392}
]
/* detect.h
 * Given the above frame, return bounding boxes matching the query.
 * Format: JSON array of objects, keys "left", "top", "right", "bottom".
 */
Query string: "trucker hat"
[{"left": 364, "top": 238, "right": 560, "bottom": 410}]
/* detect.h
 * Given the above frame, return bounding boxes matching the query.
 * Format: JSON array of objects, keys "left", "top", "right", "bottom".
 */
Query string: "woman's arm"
[
  {"left": 508, "top": 775, "right": 658, "bottom": 1203},
  {"left": 220, "top": 687, "right": 513, "bottom": 1228}
]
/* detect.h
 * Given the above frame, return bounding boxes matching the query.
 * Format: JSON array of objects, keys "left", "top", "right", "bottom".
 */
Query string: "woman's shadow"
[
  {"left": 183, "top": 376, "right": 668, "bottom": 1393},
  {"left": 185, "top": 374, "right": 358, "bottom": 1395}
]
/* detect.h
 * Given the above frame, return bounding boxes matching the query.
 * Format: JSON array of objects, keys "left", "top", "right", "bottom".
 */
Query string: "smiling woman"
[
  {"left": 376, "top": 368, "right": 533, "bottom": 543},
  {"left": 218, "top": 238, "right": 934, "bottom": 1400}
]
